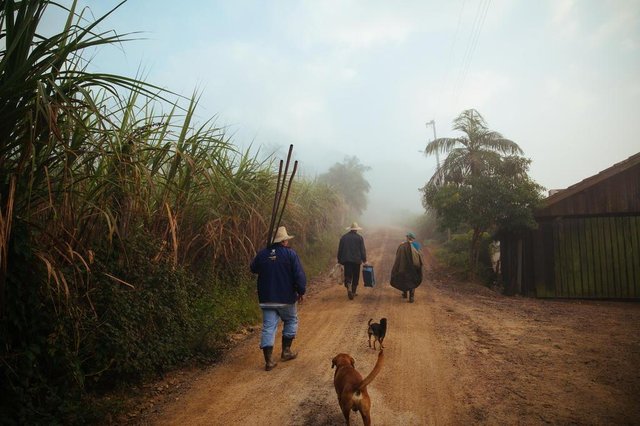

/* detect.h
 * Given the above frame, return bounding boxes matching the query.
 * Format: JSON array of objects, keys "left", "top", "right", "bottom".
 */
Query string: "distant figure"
[
  {"left": 250, "top": 226, "right": 306, "bottom": 371},
  {"left": 390, "top": 232, "right": 423, "bottom": 303},
  {"left": 337, "top": 222, "right": 367, "bottom": 300},
  {"left": 407, "top": 231, "right": 422, "bottom": 250}
]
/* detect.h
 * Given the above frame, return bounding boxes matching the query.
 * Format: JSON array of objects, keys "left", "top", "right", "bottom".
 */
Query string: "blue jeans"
[{"left": 260, "top": 304, "right": 299, "bottom": 349}]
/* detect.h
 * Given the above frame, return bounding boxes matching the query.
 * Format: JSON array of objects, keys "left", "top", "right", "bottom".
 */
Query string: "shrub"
[{"left": 433, "top": 231, "right": 496, "bottom": 284}]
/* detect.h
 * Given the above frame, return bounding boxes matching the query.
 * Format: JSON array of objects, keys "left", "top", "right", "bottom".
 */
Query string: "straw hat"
[
  {"left": 346, "top": 222, "right": 362, "bottom": 231},
  {"left": 273, "top": 226, "right": 294, "bottom": 243}
]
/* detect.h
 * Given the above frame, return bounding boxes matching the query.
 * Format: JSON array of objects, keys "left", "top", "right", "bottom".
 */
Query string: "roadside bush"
[
  {"left": 433, "top": 231, "right": 496, "bottom": 285},
  {"left": 0, "top": 223, "right": 85, "bottom": 425},
  {"left": 0, "top": 228, "right": 264, "bottom": 424},
  {"left": 82, "top": 236, "right": 200, "bottom": 388},
  {"left": 190, "top": 269, "right": 261, "bottom": 355}
]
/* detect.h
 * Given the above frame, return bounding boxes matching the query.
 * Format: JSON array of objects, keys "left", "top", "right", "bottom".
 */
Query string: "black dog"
[{"left": 367, "top": 318, "right": 387, "bottom": 350}]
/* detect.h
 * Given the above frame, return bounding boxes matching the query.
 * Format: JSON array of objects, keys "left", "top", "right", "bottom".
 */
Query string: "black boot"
[
  {"left": 402, "top": 291, "right": 407, "bottom": 298},
  {"left": 262, "top": 346, "right": 278, "bottom": 371},
  {"left": 409, "top": 289, "right": 415, "bottom": 303},
  {"left": 281, "top": 337, "right": 298, "bottom": 361},
  {"left": 347, "top": 281, "right": 354, "bottom": 300}
]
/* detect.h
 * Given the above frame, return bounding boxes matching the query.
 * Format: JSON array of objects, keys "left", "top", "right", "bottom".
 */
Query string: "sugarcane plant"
[{"left": 0, "top": 1, "right": 348, "bottom": 422}]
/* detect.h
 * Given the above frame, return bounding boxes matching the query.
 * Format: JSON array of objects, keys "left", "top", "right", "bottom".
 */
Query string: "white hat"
[
  {"left": 346, "top": 222, "right": 362, "bottom": 231},
  {"left": 273, "top": 226, "right": 294, "bottom": 243}
]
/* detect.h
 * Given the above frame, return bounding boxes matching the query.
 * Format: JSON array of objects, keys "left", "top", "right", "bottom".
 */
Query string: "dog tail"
[
  {"left": 368, "top": 318, "right": 372, "bottom": 326},
  {"left": 358, "top": 350, "right": 384, "bottom": 391}
]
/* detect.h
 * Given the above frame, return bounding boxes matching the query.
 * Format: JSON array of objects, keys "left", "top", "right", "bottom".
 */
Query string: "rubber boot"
[
  {"left": 347, "top": 281, "right": 354, "bottom": 300},
  {"left": 281, "top": 337, "right": 298, "bottom": 361},
  {"left": 402, "top": 291, "right": 407, "bottom": 299},
  {"left": 409, "top": 289, "right": 415, "bottom": 303},
  {"left": 263, "top": 346, "right": 278, "bottom": 371}
]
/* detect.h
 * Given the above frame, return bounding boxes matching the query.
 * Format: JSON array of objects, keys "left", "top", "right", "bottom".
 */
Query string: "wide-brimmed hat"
[
  {"left": 346, "top": 222, "right": 362, "bottom": 231},
  {"left": 273, "top": 226, "right": 294, "bottom": 243}
]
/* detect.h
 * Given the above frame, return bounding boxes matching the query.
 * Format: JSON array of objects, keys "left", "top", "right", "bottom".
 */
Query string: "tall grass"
[{"left": 0, "top": 1, "right": 345, "bottom": 422}]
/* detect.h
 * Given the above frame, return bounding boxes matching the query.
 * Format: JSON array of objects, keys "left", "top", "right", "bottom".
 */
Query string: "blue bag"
[{"left": 363, "top": 265, "right": 375, "bottom": 287}]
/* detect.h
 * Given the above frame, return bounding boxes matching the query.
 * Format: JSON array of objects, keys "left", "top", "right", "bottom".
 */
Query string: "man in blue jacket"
[
  {"left": 337, "top": 222, "right": 367, "bottom": 300},
  {"left": 250, "top": 226, "right": 306, "bottom": 371}
]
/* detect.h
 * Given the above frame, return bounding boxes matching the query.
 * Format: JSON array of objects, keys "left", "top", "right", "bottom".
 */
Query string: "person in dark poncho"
[{"left": 390, "top": 232, "right": 423, "bottom": 303}]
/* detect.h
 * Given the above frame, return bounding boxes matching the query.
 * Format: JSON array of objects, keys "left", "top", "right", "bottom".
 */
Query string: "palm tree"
[
  {"left": 425, "top": 109, "right": 523, "bottom": 185},
  {"left": 422, "top": 109, "right": 525, "bottom": 280}
]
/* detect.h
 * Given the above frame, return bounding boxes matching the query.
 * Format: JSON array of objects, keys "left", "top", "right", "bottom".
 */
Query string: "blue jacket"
[{"left": 250, "top": 243, "right": 307, "bottom": 304}]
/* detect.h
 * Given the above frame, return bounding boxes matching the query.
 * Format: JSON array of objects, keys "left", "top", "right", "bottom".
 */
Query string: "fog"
[{"left": 63, "top": 0, "right": 640, "bottom": 229}]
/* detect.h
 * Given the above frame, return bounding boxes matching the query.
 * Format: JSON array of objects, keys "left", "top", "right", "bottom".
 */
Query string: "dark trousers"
[{"left": 343, "top": 262, "right": 361, "bottom": 293}]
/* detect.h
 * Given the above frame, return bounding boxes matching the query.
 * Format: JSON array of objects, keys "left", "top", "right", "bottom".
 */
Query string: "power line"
[
  {"left": 452, "top": 0, "right": 491, "bottom": 107},
  {"left": 433, "top": 0, "right": 467, "bottom": 115},
  {"left": 459, "top": 0, "right": 490, "bottom": 93},
  {"left": 427, "top": 0, "right": 490, "bottom": 172}
]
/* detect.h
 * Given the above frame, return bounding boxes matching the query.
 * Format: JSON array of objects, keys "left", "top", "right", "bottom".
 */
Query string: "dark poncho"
[{"left": 390, "top": 241, "right": 423, "bottom": 291}]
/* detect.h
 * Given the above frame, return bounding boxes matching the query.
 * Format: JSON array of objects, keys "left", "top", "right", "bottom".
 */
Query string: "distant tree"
[
  {"left": 422, "top": 156, "right": 543, "bottom": 278},
  {"left": 425, "top": 109, "right": 523, "bottom": 185},
  {"left": 318, "top": 156, "right": 370, "bottom": 217}
]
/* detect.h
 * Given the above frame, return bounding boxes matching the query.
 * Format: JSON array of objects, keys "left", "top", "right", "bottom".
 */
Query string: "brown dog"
[{"left": 331, "top": 350, "right": 384, "bottom": 425}]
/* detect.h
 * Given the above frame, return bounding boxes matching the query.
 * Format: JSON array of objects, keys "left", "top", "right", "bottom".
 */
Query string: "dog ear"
[
  {"left": 350, "top": 356, "right": 355, "bottom": 368},
  {"left": 331, "top": 357, "right": 336, "bottom": 369}
]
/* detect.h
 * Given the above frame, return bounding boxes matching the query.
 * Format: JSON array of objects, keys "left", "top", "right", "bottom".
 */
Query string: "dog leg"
[
  {"left": 341, "top": 404, "right": 351, "bottom": 425},
  {"left": 361, "top": 411, "right": 371, "bottom": 426}
]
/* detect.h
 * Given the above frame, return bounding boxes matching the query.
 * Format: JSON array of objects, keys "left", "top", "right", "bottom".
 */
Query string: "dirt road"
[{"left": 139, "top": 228, "right": 640, "bottom": 425}]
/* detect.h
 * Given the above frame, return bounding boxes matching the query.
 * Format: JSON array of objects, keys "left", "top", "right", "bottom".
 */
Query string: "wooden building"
[{"left": 500, "top": 153, "right": 640, "bottom": 298}]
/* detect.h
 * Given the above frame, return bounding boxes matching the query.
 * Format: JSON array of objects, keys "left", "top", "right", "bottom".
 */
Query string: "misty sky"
[{"left": 60, "top": 0, "right": 639, "bottom": 224}]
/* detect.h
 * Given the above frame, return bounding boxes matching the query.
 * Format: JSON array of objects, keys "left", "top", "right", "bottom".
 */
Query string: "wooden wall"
[
  {"left": 500, "top": 154, "right": 640, "bottom": 298},
  {"left": 501, "top": 215, "right": 640, "bottom": 299}
]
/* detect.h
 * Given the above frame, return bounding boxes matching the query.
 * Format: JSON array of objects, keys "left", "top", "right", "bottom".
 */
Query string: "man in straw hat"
[
  {"left": 250, "top": 226, "right": 307, "bottom": 371},
  {"left": 337, "top": 222, "right": 368, "bottom": 300}
]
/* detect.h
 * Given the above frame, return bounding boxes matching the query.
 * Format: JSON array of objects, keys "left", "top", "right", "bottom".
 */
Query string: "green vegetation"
[
  {"left": 430, "top": 230, "right": 497, "bottom": 283},
  {"left": 0, "top": 1, "right": 344, "bottom": 423},
  {"left": 422, "top": 109, "right": 543, "bottom": 281}
]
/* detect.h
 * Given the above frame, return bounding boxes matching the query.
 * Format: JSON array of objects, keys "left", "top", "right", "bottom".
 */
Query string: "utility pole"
[{"left": 425, "top": 120, "right": 439, "bottom": 168}]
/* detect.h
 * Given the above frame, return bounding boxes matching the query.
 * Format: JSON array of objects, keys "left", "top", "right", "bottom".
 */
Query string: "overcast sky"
[{"left": 63, "top": 0, "right": 639, "bottom": 224}]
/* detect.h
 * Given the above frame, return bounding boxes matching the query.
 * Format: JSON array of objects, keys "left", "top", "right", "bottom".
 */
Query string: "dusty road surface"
[{"left": 136, "top": 228, "right": 640, "bottom": 425}]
